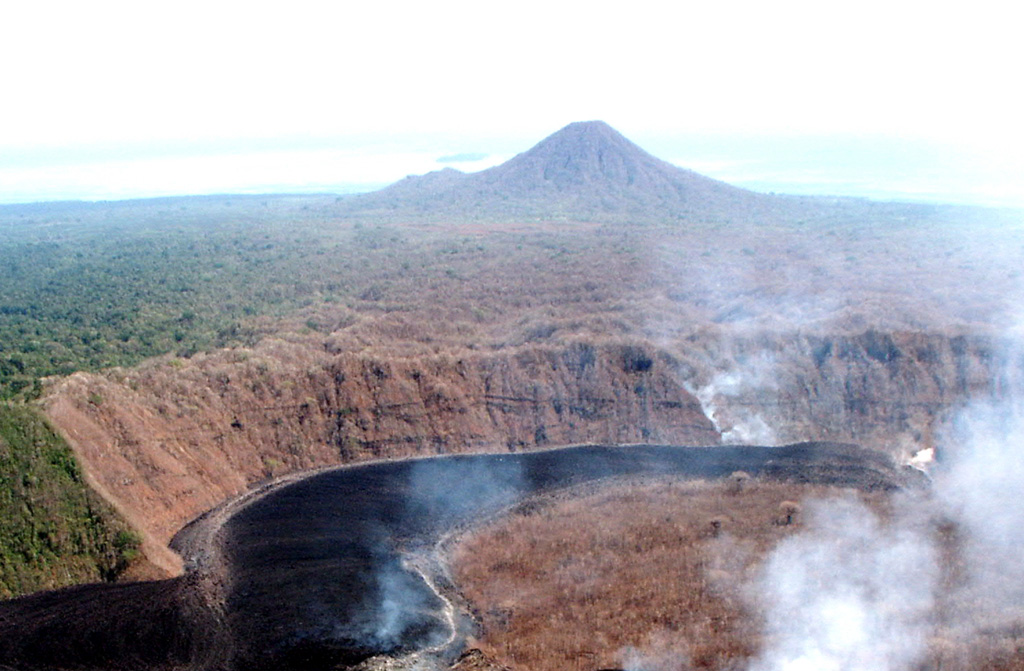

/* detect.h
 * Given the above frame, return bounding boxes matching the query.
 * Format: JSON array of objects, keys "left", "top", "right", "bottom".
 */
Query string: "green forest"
[
  {"left": 0, "top": 196, "right": 409, "bottom": 400},
  {"left": 0, "top": 404, "right": 140, "bottom": 598}
]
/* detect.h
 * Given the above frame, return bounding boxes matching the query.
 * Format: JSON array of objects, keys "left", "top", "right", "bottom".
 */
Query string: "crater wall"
[{"left": 41, "top": 330, "right": 1012, "bottom": 573}]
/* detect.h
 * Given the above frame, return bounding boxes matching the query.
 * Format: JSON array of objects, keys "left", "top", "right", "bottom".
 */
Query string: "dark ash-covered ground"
[{"left": 0, "top": 442, "right": 918, "bottom": 670}]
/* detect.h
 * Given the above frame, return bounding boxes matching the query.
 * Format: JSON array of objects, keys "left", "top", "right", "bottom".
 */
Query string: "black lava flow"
[{"left": 0, "top": 442, "right": 907, "bottom": 671}]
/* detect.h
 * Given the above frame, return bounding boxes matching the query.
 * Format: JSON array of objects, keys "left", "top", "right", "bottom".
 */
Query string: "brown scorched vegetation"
[{"left": 451, "top": 477, "right": 1024, "bottom": 671}]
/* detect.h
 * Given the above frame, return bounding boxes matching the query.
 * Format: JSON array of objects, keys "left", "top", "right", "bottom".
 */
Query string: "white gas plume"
[
  {"left": 686, "top": 353, "right": 779, "bottom": 445},
  {"left": 908, "top": 447, "right": 935, "bottom": 472},
  {"left": 362, "top": 456, "right": 525, "bottom": 651},
  {"left": 621, "top": 629, "right": 691, "bottom": 671},
  {"left": 369, "top": 559, "right": 444, "bottom": 648},
  {"left": 747, "top": 332, "right": 1024, "bottom": 671},
  {"left": 934, "top": 395, "right": 1024, "bottom": 629},
  {"left": 747, "top": 496, "right": 936, "bottom": 671},
  {"left": 408, "top": 456, "right": 524, "bottom": 525}
]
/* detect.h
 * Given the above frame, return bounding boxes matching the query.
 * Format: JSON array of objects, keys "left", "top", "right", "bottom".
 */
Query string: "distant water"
[{"left": 2, "top": 137, "right": 1021, "bottom": 208}]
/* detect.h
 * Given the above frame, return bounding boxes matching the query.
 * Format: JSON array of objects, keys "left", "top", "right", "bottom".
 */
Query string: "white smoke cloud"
[
  {"left": 935, "top": 396, "right": 1024, "bottom": 631},
  {"left": 360, "top": 456, "right": 525, "bottom": 653},
  {"left": 747, "top": 333, "right": 1024, "bottom": 670},
  {"left": 369, "top": 559, "right": 443, "bottom": 648},
  {"left": 408, "top": 455, "right": 523, "bottom": 525},
  {"left": 747, "top": 496, "right": 936, "bottom": 671},
  {"left": 686, "top": 353, "right": 779, "bottom": 445},
  {"left": 621, "top": 629, "right": 691, "bottom": 671},
  {"left": 908, "top": 447, "right": 935, "bottom": 472}
]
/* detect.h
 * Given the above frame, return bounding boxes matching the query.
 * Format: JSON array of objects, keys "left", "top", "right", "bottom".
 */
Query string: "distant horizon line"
[
  {"left": 2, "top": 180, "right": 1017, "bottom": 211},
  {"left": 2, "top": 131, "right": 1022, "bottom": 210}
]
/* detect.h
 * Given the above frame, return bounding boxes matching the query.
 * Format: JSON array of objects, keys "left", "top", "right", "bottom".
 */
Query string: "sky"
[{"left": 1, "top": 0, "right": 1022, "bottom": 206}]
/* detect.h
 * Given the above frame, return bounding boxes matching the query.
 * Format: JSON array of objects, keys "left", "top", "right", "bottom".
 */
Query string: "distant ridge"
[{"left": 342, "top": 121, "right": 771, "bottom": 222}]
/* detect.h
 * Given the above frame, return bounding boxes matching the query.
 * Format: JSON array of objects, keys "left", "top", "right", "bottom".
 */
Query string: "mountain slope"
[{"left": 343, "top": 121, "right": 770, "bottom": 222}]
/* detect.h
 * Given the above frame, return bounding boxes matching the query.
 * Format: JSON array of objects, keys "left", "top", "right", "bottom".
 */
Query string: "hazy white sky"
[{"left": 1, "top": 0, "right": 1021, "bottom": 204}]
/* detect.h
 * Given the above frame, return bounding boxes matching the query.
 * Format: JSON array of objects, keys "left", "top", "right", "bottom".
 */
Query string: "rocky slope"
[
  {"left": 42, "top": 338, "right": 716, "bottom": 570},
  {"left": 40, "top": 326, "right": 1014, "bottom": 574}
]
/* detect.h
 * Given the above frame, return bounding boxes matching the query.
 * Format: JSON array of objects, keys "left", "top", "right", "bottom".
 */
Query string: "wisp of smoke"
[
  {"left": 747, "top": 497, "right": 936, "bottom": 671},
  {"left": 366, "top": 557, "right": 452, "bottom": 650},
  {"left": 686, "top": 353, "right": 778, "bottom": 445},
  {"left": 362, "top": 456, "right": 525, "bottom": 650},
  {"left": 936, "top": 396, "right": 1024, "bottom": 627},
  {"left": 408, "top": 455, "right": 524, "bottom": 525},
  {"left": 931, "top": 321, "right": 1024, "bottom": 629},
  {"left": 620, "top": 629, "right": 691, "bottom": 671},
  {"left": 370, "top": 559, "right": 433, "bottom": 648},
  {"left": 747, "top": 334, "right": 1024, "bottom": 669}
]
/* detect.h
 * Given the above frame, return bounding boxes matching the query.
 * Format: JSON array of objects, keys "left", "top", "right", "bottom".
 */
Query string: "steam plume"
[
  {"left": 408, "top": 455, "right": 524, "bottom": 526},
  {"left": 935, "top": 395, "right": 1024, "bottom": 631},
  {"left": 748, "top": 332, "right": 1024, "bottom": 670},
  {"left": 686, "top": 353, "right": 778, "bottom": 445},
  {"left": 361, "top": 456, "right": 525, "bottom": 653},
  {"left": 747, "top": 497, "right": 936, "bottom": 671},
  {"left": 368, "top": 558, "right": 445, "bottom": 649}
]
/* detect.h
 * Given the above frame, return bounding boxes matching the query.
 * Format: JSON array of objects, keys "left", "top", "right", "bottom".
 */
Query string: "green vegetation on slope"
[
  {"left": 0, "top": 196, "right": 629, "bottom": 399},
  {"left": 0, "top": 197, "right": 374, "bottom": 399},
  {"left": 0, "top": 403, "right": 140, "bottom": 598}
]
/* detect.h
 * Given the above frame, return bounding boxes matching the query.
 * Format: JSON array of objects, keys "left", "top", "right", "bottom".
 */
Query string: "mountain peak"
[
  {"left": 553, "top": 119, "right": 618, "bottom": 134},
  {"left": 347, "top": 121, "right": 766, "bottom": 222},
  {"left": 501, "top": 120, "right": 663, "bottom": 188}
]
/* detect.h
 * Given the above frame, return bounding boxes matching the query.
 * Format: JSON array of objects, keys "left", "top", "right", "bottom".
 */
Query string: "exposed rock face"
[
  {"left": 41, "top": 328, "right": 1015, "bottom": 574},
  {"left": 42, "top": 339, "right": 716, "bottom": 569},
  {"left": 683, "top": 331, "right": 1011, "bottom": 453}
]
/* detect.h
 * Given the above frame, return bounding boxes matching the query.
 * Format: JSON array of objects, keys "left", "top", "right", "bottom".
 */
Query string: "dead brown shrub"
[
  {"left": 451, "top": 478, "right": 853, "bottom": 671},
  {"left": 451, "top": 478, "right": 1024, "bottom": 671}
]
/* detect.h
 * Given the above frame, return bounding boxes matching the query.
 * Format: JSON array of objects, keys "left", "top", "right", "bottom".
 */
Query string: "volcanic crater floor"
[{"left": 0, "top": 443, "right": 925, "bottom": 671}]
